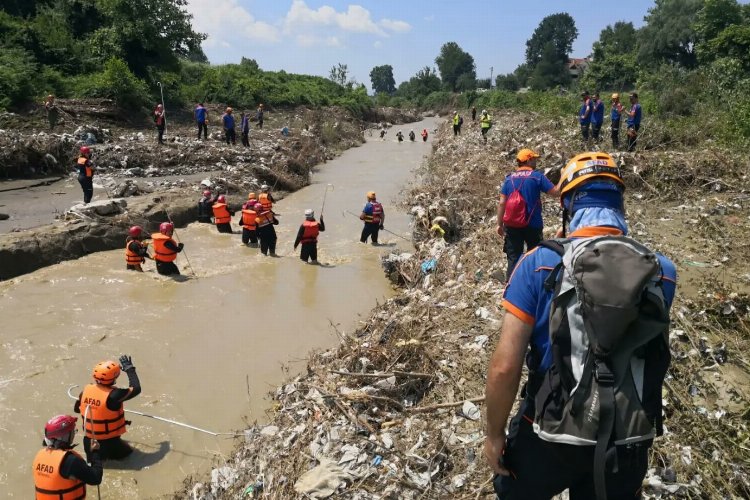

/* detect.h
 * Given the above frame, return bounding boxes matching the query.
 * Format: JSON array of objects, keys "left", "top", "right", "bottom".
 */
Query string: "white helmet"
[
  {"left": 261, "top": 184, "right": 270, "bottom": 191},
  {"left": 482, "top": 109, "right": 487, "bottom": 114},
  {"left": 200, "top": 179, "right": 212, "bottom": 188},
  {"left": 304, "top": 209, "right": 314, "bottom": 219}
]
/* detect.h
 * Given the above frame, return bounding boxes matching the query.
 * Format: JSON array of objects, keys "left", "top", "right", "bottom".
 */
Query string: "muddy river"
[{"left": 0, "top": 118, "right": 435, "bottom": 498}]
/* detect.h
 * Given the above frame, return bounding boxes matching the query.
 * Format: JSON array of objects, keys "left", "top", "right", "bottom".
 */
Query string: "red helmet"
[
  {"left": 159, "top": 222, "right": 174, "bottom": 236},
  {"left": 93, "top": 360, "right": 121, "bottom": 384},
  {"left": 44, "top": 415, "right": 77, "bottom": 440},
  {"left": 128, "top": 225, "right": 143, "bottom": 238},
  {"left": 203, "top": 190, "right": 211, "bottom": 197},
  {"left": 217, "top": 195, "right": 226, "bottom": 203},
  {"left": 80, "top": 146, "right": 91, "bottom": 156}
]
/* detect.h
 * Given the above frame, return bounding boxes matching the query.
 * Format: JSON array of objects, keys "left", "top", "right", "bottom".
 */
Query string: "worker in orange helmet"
[
  {"left": 125, "top": 225, "right": 151, "bottom": 272},
  {"left": 212, "top": 194, "right": 235, "bottom": 233}
]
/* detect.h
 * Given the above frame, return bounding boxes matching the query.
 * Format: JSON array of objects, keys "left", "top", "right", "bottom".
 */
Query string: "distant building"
[{"left": 568, "top": 58, "right": 590, "bottom": 79}]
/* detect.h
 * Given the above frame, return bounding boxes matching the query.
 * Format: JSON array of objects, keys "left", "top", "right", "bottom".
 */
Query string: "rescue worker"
[
  {"left": 152, "top": 222, "right": 184, "bottom": 275},
  {"left": 212, "top": 194, "right": 234, "bottom": 233},
  {"left": 452, "top": 111, "right": 461, "bottom": 136},
  {"left": 480, "top": 109, "right": 492, "bottom": 143},
  {"left": 472, "top": 106, "right": 477, "bottom": 122},
  {"left": 591, "top": 92, "right": 605, "bottom": 143},
  {"left": 45, "top": 94, "right": 59, "bottom": 131},
  {"left": 256, "top": 103, "right": 264, "bottom": 129},
  {"left": 294, "top": 209, "right": 326, "bottom": 264},
  {"left": 222, "top": 107, "right": 236, "bottom": 145},
  {"left": 396, "top": 130, "right": 404, "bottom": 142},
  {"left": 125, "top": 225, "right": 150, "bottom": 272},
  {"left": 256, "top": 201, "right": 279, "bottom": 256},
  {"left": 243, "top": 192, "right": 257, "bottom": 209},
  {"left": 154, "top": 104, "right": 165, "bottom": 144},
  {"left": 240, "top": 112, "right": 250, "bottom": 147},
  {"left": 421, "top": 129, "right": 428, "bottom": 142},
  {"left": 197, "top": 189, "right": 218, "bottom": 223},
  {"left": 75, "top": 355, "right": 141, "bottom": 460},
  {"left": 610, "top": 93, "right": 624, "bottom": 149},
  {"left": 33, "top": 415, "right": 102, "bottom": 499},
  {"left": 380, "top": 129, "right": 387, "bottom": 140},
  {"left": 579, "top": 91, "right": 592, "bottom": 147},
  {"left": 75, "top": 146, "right": 95, "bottom": 204},
  {"left": 359, "top": 191, "right": 384, "bottom": 245},
  {"left": 239, "top": 199, "right": 259, "bottom": 246},
  {"left": 195, "top": 102, "right": 208, "bottom": 139},
  {"left": 626, "top": 92, "right": 642, "bottom": 152},
  {"left": 409, "top": 130, "right": 416, "bottom": 141},
  {"left": 258, "top": 184, "right": 275, "bottom": 213}
]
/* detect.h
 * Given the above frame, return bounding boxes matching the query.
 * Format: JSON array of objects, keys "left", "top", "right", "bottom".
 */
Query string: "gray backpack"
[{"left": 532, "top": 236, "right": 671, "bottom": 500}]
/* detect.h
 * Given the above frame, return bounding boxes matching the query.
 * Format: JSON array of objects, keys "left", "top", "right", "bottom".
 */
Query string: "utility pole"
[{"left": 490, "top": 66, "right": 494, "bottom": 88}]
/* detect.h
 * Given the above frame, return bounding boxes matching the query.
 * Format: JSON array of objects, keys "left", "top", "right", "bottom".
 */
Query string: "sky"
[{"left": 184, "top": 0, "right": 660, "bottom": 91}]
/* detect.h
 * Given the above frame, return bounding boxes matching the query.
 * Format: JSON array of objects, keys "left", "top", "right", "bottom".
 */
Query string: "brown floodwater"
[{"left": 0, "top": 118, "right": 435, "bottom": 498}]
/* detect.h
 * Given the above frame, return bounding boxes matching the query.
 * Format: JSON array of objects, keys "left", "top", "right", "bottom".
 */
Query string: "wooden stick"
[
  {"left": 330, "top": 370, "right": 434, "bottom": 380},
  {"left": 408, "top": 396, "right": 485, "bottom": 414}
]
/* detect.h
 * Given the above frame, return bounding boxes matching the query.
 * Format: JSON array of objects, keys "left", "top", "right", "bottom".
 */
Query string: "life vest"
[
  {"left": 241, "top": 209, "right": 257, "bottom": 230},
  {"left": 363, "top": 202, "right": 383, "bottom": 224},
  {"left": 151, "top": 233, "right": 177, "bottom": 262},
  {"left": 80, "top": 383, "right": 127, "bottom": 440},
  {"left": 300, "top": 220, "right": 320, "bottom": 244},
  {"left": 421, "top": 130, "right": 428, "bottom": 138},
  {"left": 77, "top": 157, "right": 93, "bottom": 178},
  {"left": 212, "top": 203, "right": 231, "bottom": 225},
  {"left": 125, "top": 239, "right": 145, "bottom": 265},
  {"left": 33, "top": 448, "right": 86, "bottom": 500},
  {"left": 256, "top": 210, "right": 274, "bottom": 228},
  {"left": 259, "top": 193, "right": 273, "bottom": 211}
]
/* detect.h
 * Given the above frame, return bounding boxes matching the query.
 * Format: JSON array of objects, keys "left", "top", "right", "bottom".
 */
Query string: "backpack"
[
  {"left": 458, "top": 115, "right": 464, "bottom": 126},
  {"left": 502, "top": 176, "right": 532, "bottom": 228},
  {"left": 531, "top": 236, "right": 671, "bottom": 500}
]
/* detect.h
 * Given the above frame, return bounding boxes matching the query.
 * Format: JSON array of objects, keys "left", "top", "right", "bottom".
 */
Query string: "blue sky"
[{"left": 185, "top": 0, "right": 660, "bottom": 91}]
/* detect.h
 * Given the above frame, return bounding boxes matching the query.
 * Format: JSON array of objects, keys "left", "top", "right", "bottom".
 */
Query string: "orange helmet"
[
  {"left": 93, "top": 360, "right": 121, "bottom": 385},
  {"left": 366, "top": 191, "right": 376, "bottom": 200},
  {"left": 557, "top": 152, "right": 623, "bottom": 198}
]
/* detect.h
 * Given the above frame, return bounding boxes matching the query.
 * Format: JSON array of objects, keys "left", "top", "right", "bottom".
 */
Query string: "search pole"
[{"left": 157, "top": 81, "right": 166, "bottom": 136}]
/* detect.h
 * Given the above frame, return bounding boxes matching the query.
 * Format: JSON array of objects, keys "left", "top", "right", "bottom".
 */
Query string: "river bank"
[{"left": 181, "top": 113, "right": 750, "bottom": 499}]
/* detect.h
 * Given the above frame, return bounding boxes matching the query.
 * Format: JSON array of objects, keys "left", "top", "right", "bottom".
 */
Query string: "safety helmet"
[
  {"left": 259, "top": 103, "right": 264, "bottom": 108},
  {"left": 217, "top": 195, "right": 226, "bottom": 203},
  {"left": 226, "top": 107, "right": 233, "bottom": 113},
  {"left": 611, "top": 93, "right": 619, "bottom": 100},
  {"left": 247, "top": 192, "right": 256, "bottom": 200},
  {"left": 44, "top": 415, "right": 77, "bottom": 441},
  {"left": 261, "top": 184, "right": 269, "bottom": 191},
  {"left": 159, "top": 222, "right": 174, "bottom": 236},
  {"left": 482, "top": 109, "right": 487, "bottom": 114},
  {"left": 128, "top": 226, "right": 143, "bottom": 238},
  {"left": 203, "top": 190, "right": 212, "bottom": 197},
  {"left": 304, "top": 209, "right": 314, "bottom": 219},
  {"left": 93, "top": 360, "right": 121, "bottom": 385},
  {"left": 367, "top": 191, "right": 376, "bottom": 200},
  {"left": 200, "top": 179, "right": 212, "bottom": 188},
  {"left": 80, "top": 146, "right": 91, "bottom": 156},
  {"left": 558, "top": 152, "right": 624, "bottom": 199},
  {"left": 516, "top": 149, "right": 540, "bottom": 163}
]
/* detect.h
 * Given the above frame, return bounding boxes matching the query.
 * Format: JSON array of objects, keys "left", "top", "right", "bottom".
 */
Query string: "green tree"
[
  {"left": 708, "top": 25, "right": 750, "bottom": 70},
  {"left": 525, "top": 13, "right": 578, "bottom": 68},
  {"left": 495, "top": 73, "right": 520, "bottom": 91},
  {"left": 695, "top": 0, "right": 743, "bottom": 42},
  {"left": 592, "top": 21, "right": 637, "bottom": 61},
  {"left": 81, "top": 56, "right": 150, "bottom": 109},
  {"left": 435, "top": 42, "right": 476, "bottom": 92},
  {"left": 329, "top": 63, "right": 348, "bottom": 86},
  {"left": 585, "top": 22, "right": 638, "bottom": 90},
  {"left": 637, "top": 0, "right": 702, "bottom": 68},
  {"left": 528, "top": 41, "right": 570, "bottom": 90},
  {"left": 369, "top": 64, "right": 396, "bottom": 94}
]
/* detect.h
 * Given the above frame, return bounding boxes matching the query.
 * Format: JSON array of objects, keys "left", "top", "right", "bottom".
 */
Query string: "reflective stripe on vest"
[
  {"left": 125, "top": 239, "right": 145, "bottom": 265},
  {"left": 212, "top": 203, "right": 231, "bottom": 225},
  {"left": 241, "top": 210, "right": 257, "bottom": 230},
  {"left": 301, "top": 220, "right": 320, "bottom": 244},
  {"left": 33, "top": 448, "right": 86, "bottom": 500},
  {"left": 363, "top": 202, "right": 383, "bottom": 224},
  {"left": 256, "top": 211, "right": 274, "bottom": 228},
  {"left": 81, "top": 383, "right": 127, "bottom": 440},
  {"left": 77, "top": 157, "right": 93, "bottom": 178},
  {"left": 259, "top": 193, "right": 272, "bottom": 211},
  {"left": 151, "top": 234, "right": 177, "bottom": 262}
]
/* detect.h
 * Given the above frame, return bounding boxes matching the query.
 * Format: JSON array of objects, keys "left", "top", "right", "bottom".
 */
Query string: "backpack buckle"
[{"left": 595, "top": 362, "right": 614, "bottom": 385}]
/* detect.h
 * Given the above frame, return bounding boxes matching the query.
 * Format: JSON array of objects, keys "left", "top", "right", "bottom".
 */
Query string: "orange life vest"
[
  {"left": 259, "top": 193, "right": 273, "bottom": 211},
  {"left": 363, "top": 202, "right": 383, "bottom": 224},
  {"left": 241, "top": 209, "right": 257, "bottom": 230},
  {"left": 81, "top": 383, "right": 127, "bottom": 440},
  {"left": 77, "top": 157, "right": 93, "bottom": 178},
  {"left": 212, "top": 203, "right": 231, "bottom": 225},
  {"left": 151, "top": 233, "right": 177, "bottom": 262},
  {"left": 256, "top": 210, "right": 274, "bottom": 228},
  {"left": 33, "top": 448, "right": 86, "bottom": 500},
  {"left": 125, "top": 239, "right": 145, "bottom": 265},
  {"left": 300, "top": 220, "right": 320, "bottom": 244}
]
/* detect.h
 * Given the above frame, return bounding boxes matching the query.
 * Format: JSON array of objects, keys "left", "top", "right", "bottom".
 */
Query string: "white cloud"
[
  {"left": 373, "top": 40, "right": 382, "bottom": 49},
  {"left": 186, "top": 0, "right": 280, "bottom": 48},
  {"left": 380, "top": 18, "right": 411, "bottom": 33},
  {"left": 296, "top": 34, "right": 342, "bottom": 48}
]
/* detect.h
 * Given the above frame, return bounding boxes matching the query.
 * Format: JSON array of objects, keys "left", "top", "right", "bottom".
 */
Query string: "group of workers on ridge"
[{"left": 580, "top": 91, "right": 642, "bottom": 151}]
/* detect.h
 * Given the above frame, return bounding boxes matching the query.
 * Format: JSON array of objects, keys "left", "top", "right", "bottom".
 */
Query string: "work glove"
[
  {"left": 119, "top": 355, "right": 135, "bottom": 372},
  {"left": 178, "top": 242, "right": 185, "bottom": 251}
]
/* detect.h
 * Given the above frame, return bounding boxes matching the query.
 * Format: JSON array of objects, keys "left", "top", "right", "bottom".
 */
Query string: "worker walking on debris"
[
  {"left": 195, "top": 102, "right": 208, "bottom": 140},
  {"left": 496, "top": 149, "right": 558, "bottom": 280},
  {"left": 452, "top": 111, "right": 462, "bottom": 136},
  {"left": 152, "top": 222, "right": 184, "bottom": 275},
  {"left": 360, "top": 191, "right": 384, "bottom": 245},
  {"left": 212, "top": 194, "right": 234, "bottom": 233},
  {"left": 33, "top": 415, "right": 102, "bottom": 498},
  {"left": 222, "top": 107, "right": 236, "bottom": 145},
  {"left": 125, "top": 225, "right": 150, "bottom": 271},
  {"left": 240, "top": 112, "right": 250, "bottom": 147},
  {"left": 75, "top": 146, "right": 95, "bottom": 204},
  {"left": 75, "top": 355, "right": 141, "bottom": 460},
  {"left": 197, "top": 189, "right": 218, "bottom": 223},
  {"left": 626, "top": 92, "right": 642, "bottom": 152},
  {"left": 256, "top": 202, "right": 279, "bottom": 256},
  {"left": 259, "top": 184, "right": 275, "bottom": 213},
  {"left": 256, "top": 104, "right": 264, "bottom": 129},
  {"left": 294, "top": 209, "right": 325, "bottom": 264},
  {"left": 472, "top": 106, "right": 477, "bottom": 122},
  {"left": 485, "top": 151, "right": 676, "bottom": 500},
  {"left": 45, "top": 95, "right": 59, "bottom": 131},
  {"left": 591, "top": 93, "right": 604, "bottom": 144},
  {"left": 239, "top": 198, "right": 259, "bottom": 246},
  {"left": 610, "top": 93, "right": 624, "bottom": 149},
  {"left": 154, "top": 104, "right": 166, "bottom": 145},
  {"left": 579, "top": 91, "right": 592, "bottom": 147},
  {"left": 480, "top": 109, "right": 492, "bottom": 143}
]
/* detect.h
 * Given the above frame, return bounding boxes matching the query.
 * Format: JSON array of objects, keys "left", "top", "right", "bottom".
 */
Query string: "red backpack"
[{"left": 503, "top": 176, "right": 532, "bottom": 228}]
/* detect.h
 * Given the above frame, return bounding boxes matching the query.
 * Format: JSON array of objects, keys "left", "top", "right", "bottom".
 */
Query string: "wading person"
[
  {"left": 258, "top": 184, "right": 274, "bottom": 213},
  {"left": 154, "top": 104, "right": 165, "bottom": 145},
  {"left": 222, "top": 107, "right": 236, "bottom": 145},
  {"left": 359, "top": 191, "right": 384, "bottom": 245},
  {"left": 197, "top": 189, "right": 218, "bottom": 224},
  {"left": 294, "top": 209, "right": 325, "bottom": 264},
  {"left": 75, "top": 355, "right": 141, "bottom": 460},
  {"left": 195, "top": 102, "right": 208, "bottom": 140},
  {"left": 421, "top": 129, "right": 428, "bottom": 142},
  {"left": 610, "top": 93, "right": 624, "bottom": 149},
  {"left": 256, "top": 202, "right": 278, "bottom": 256},
  {"left": 152, "top": 222, "right": 184, "bottom": 275},
  {"left": 75, "top": 146, "right": 95, "bottom": 204},
  {"left": 33, "top": 415, "right": 102, "bottom": 498},
  {"left": 626, "top": 92, "right": 642, "bottom": 152},
  {"left": 125, "top": 225, "right": 150, "bottom": 272},
  {"left": 485, "top": 151, "right": 676, "bottom": 500},
  {"left": 239, "top": 200, "right": 258, "bottom": 246},
  {"left": 496, "top": 149, "right": 558, "bottom": 280},
  {"left": 212, "top": 194, "right": 234, "bottom": 234},
  {"left": 45, "top": 95, "right": 59, "bottom": 131}
]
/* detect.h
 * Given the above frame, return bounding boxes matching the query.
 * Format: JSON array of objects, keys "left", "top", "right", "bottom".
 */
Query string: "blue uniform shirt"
[
  {"left": 611, "top": 104, "right": 621, "bottom": 122},
  {"left": 195, "top": 106, "right": 207, "bottom": 123},
  {"left": 592, "top": 100, "right": 605, "bottom": 125},
  {"left": 502, "top": 227, "right": 677, "bottom": 374},
  {"left": 627, "top": 103, "right": 642, "bottom": 128},
  {"left": 500, "top": 168, "right": 555, "bottom": 229},
  {"left": 222, "top": 113, "right": 235, "bottom": 130},
  {"left": 579, "top": 99, "right": 591, "bottom": 125}
]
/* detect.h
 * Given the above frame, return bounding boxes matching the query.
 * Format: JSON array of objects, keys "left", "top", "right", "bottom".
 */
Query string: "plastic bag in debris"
[
  {"left": 294, "top": 458, "right": 358, "bottom": 499},
  {"left": 421, "top": 258, "right": 437, "bottom": 274}
]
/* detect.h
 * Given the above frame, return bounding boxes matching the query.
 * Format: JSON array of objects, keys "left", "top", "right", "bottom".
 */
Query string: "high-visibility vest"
[
  {"left": 259, "top": 193, "right": 273, "bottom": 211},
  {"left": 151, "top": 233, "right": 177, "bottom": 262},
  {"left": 212, "top": 203, "right": 231, "bottom": 225},
  {"left": 241, "top": 209, "right": 257, "bottom": 230},
  {"left": 33, "top": 448, "right": 86, "bottom": 500},
  {"left": 77, "top": 157, "right": 93, "bottom": 177},
  {"left": 300, "top": 220, "right": 320, "bottom": 244},
  {"left": 453, "top": 114, "right": 459, "bottom": 126},
  {"left": 363, "top": 202, "right": 383, "bottom": 224},
  {"left": 481, "top": 114, "right": 492, "bottom": 129},
  {"left": 81, "top": 383, "right": 127, "bottom": 440},
  {"left": 125, "top": 239, "right": 145, "bottom": 265}
]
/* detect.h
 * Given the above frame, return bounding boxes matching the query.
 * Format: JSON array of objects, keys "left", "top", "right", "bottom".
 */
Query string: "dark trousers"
[
  {"left": 257, "top": 119, "right": 263, "bottom": 129},
  {"left": 503, "top": 226, "right": 543, "bottom": 280},
  {"left": 216, "top": 223, "right": 233, "bottom": 234},
  {"left": 78, "top": 175, "right": 93, "bottom": 204},
  {"left": 84, "top": 436, "right": 133, "bottom": 460},
  {"left": 360, "top": 223, "right": 380, "bottom": 244},
  {"left": 493, "top": 399, "right": 649, "bottom": 500},
  {"left": 592, "top": 122, "right": 602, "bottom": 141},
  {"left": 611, "top": 120, "right": 621, "bottom": 148},
  {"left": 258, "top": 225, "right": 277, "bottom": 255},
  {"left": 241, "top": 131, "right": 250, "bottom": 147},
  {"left": 300, "top": 242, "right": 318, "bottom": 262},
  {"left": 157, "top": 125, "right": 165, "bottom": 144},
  {"left": 627, "top": 125, "right": 640, "bottom": 152},
  {"left": 156, "top": 261, "right": 180, "bottom": 276},
  {"left": 197, "top": 215, "right": 212, "bottom": 224},
  {"left": 453, "top": 124, "right": 460, "bottom": 136},
  {"left": 242, "top": 228, "right": 258, "bottom": 245},
  {"left": 126, "top": 264, "right": 143, "bottom": 272},
  {"left": 225, "top": 128, "right": 236, "bottom": 145},
  {"left": 580, "top": 123, "right": 590, "bottom": 141},
  {"left": 197, "top": 122, "right": 207, "bottom": 139}
]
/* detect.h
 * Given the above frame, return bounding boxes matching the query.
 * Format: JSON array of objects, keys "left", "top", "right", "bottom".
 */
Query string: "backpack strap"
[
  {"left": 539, "top": 240, "right": 566, "bottom": 292},
  {"left": 594, "top": 359, "right": 617, "bottom": 500}
]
